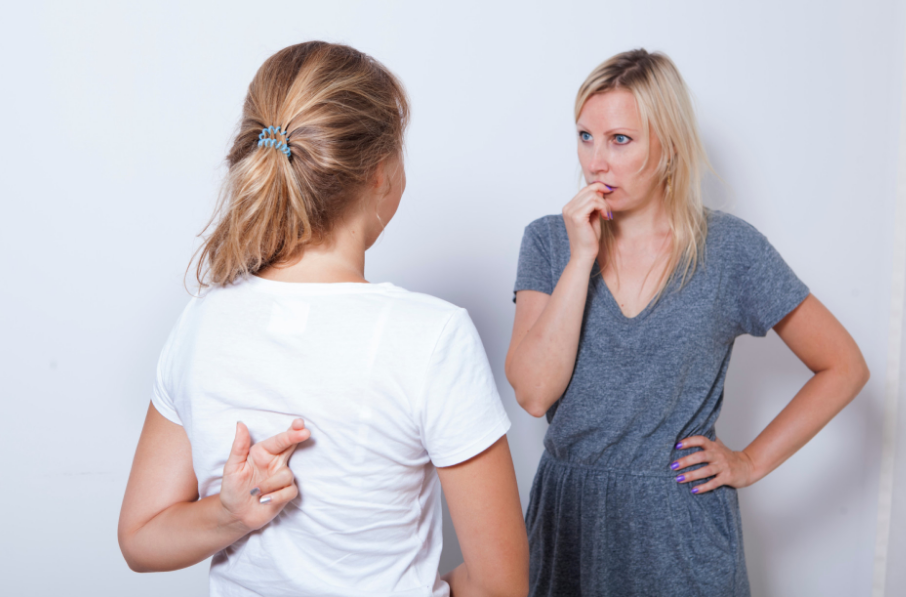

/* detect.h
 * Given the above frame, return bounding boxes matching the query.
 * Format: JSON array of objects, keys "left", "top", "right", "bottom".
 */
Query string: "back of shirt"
[{"left": 151, "top": 276, "right": 511, "bottom": 597}]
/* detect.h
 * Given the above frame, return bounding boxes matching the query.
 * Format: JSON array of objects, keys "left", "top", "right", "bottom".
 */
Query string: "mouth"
[{"left": 593, "top": 180, "right": 615, "bottom": 191}]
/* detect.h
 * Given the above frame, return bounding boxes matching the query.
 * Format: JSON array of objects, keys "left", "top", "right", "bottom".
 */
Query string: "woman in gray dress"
[{"left": 506, "top": 49, "right": 869, "bottom": 596}]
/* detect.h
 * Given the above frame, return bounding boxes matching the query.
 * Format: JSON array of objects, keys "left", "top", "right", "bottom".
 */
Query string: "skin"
[
  {"left": 119, "top": 154, "right": 529, "bottom": 597},
  {"left": 505, "top": 89, "right": 870, "bottom": 495}
]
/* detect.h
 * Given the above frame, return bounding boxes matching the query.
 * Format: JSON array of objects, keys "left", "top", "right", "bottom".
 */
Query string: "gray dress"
[{"left": 513, "top": 210, "right": 809, "bottom": 597}]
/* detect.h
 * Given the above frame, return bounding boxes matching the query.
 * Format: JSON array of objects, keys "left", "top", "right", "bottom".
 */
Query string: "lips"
[{"left": 593, "top": 180, "right": 615, "bottom": 191}]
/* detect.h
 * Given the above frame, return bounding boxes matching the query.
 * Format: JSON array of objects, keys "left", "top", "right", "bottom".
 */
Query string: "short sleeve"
[
  {"left": 735, "top": 232, "right": 810, "bottom": 337},
  {"left": 418, "top": 309, "right": 511, "bottom": 468},
  {"left": 513, "top": 218, "right": 554, "bottom": 302},
  {"left": 150, "top": 316, "right": 185, "bottom": 426}
]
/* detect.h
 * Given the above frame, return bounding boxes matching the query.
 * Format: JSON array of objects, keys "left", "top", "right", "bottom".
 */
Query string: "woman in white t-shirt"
[{"left": 118, "top": 41, "right": 528, "bottom": 597}]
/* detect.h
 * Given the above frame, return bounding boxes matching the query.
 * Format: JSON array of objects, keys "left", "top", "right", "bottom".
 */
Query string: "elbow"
[
  {"left": 849, "top": 346, "right": 870, "bottom": 394},
  {"left": 856, "top": 359, "right": 870, "bottom": 391},
  {"left": 512, "top": 388, "right": 549, "bottom": 419},
  {"left": 118, "top": 526, "right": 155, "bottom": 573},
  {"left": 837, "top": 352, "right": 870, "bottom": 403},
  {"left": 506, "top": 357, "right": 554, "bottom": 419},
  {"left": 524, "top": 402, "right": 549, "bottom": 419},
  {"left": 118, "top": 539, "right": 144, "bottom": 573}
]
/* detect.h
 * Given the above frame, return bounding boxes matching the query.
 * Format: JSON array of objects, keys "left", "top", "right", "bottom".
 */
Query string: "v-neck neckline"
[{"left": 590, "top": 259, "right": 660, "bottom": 323}]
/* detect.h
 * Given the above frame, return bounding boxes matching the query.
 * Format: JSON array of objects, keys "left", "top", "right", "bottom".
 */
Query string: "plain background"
[{"left": 2, "top": 1, "right": 906, "bottom": 595}]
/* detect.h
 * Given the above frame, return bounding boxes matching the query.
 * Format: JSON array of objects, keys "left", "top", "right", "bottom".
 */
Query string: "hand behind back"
[{"left": 220, "top": 419, "right": 311, "bottom": 532}]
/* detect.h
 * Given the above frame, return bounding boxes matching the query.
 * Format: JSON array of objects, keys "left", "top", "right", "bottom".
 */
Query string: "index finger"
[{"left": 588, "top": 180, "right": 614, "bottom": 193}]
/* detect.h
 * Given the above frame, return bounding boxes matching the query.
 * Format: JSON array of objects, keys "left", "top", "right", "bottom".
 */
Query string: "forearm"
[
  {"left": 444, "top": 560, "right": 526, "bottom": 597},
  {"left": 119, "top": 494, "right": 249, "bottom": 572},
  {"left": 508, "top": 258, "right": 594, "bottom": 417},
  {"left": 443, "top": 564, "right": 479, "bottom": 597},
  {"left": 742, "top": 363, "right": 868, "bottom": 483}
]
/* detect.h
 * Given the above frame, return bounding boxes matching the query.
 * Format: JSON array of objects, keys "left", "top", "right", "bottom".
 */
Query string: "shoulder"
[
  {"left": 379, "top": 284, "right": 469, "bottom": 330},
  {"left": 520, "top": 214, "right": 568, "bottom": 251},
  {"left": 524, "top": 213, "right": 566, "bottom": 236},
  {"left": 705, "top": 209, "right": 771, "bottom": 266},
  {"left": 706, "top": 209, "right": 766, "bottom": 243},
  {"left": 377, "top": 286, "right": 486, "bottom": 362}
]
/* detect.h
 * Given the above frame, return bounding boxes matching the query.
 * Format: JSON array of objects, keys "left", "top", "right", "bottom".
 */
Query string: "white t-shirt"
[{"left": 152, "top": 276, "right": 511, "bottom": 597}]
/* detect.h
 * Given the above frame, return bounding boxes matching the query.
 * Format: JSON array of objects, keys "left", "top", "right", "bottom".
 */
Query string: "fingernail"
[
  {"left": 691, "top": 487, "right": 699, "bottom": 494},
  {"left": 675, "top": 475, "right": 685, "bottom": 482},
  {"left": 250, "top": 487, "right": 260, "bottom": 496},
  {"left": 675, "top": 442, "right": 683, "bottom": 449},
  {"left": 259, "top": 495, "right": 272, "bottom": 504},
  {"left": 670, "top": 461, "right": 680, "bottom": 470}
]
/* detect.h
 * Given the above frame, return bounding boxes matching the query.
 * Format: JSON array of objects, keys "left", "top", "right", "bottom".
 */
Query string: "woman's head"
[
  {"left": 576, "top": 48, "right": 709, "bottom": 285},
  {"left": 196, "top": 41, "right": 409, "bottom": 287}
]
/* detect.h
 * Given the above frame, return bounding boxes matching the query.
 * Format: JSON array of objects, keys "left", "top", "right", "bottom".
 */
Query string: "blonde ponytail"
[{"left": 194, "top": 41, "right": 409, "bottom": 287}]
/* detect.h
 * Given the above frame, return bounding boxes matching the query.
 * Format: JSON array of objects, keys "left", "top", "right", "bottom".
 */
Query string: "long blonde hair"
[
  {"left": 576, "top": 49, "right": 710, "bottom": 294},
  {"left": 193, "top": 41, "right": 409, "bottom": 287}
]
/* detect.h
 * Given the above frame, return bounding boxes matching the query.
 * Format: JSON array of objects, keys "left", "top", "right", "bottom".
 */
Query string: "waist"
[{"left": 539, "top": 449, "right": 691, "bottom": 478}]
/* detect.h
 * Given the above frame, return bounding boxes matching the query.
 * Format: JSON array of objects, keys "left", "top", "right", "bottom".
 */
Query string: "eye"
[
  {"left": 579, "top": 131, "right": 592, "bottom": 142},
  {"left": 614, "top": 134, "right": 631, "bottom": 144}
]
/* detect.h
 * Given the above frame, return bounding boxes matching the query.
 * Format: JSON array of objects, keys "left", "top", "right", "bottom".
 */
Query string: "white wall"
[{"left": 1, "top": 1, "right": 904, "bottom": 595}]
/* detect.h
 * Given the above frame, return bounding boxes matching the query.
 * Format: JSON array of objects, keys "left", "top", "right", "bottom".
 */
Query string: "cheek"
[{"left": 613, "top": 147, "right": 651, "bottom": 181}]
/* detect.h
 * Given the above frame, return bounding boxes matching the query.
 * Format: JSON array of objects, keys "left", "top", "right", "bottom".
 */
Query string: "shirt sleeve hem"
[
  {"left": 512, "top": 281, "right": 553, "bottom": 303},
  {"left": 151, "top": 391, "right": 183, "bottom": 426},
  {"left": 764, "top": 285, "right": 810, "bottom": 334},
  {"left": 430, "top": 417, "right": 511, "bottom": 468}
]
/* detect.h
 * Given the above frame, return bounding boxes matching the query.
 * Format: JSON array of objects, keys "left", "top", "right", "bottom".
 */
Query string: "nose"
[{"left": 588, "top": 142, "right": 610, "bottom": 174}]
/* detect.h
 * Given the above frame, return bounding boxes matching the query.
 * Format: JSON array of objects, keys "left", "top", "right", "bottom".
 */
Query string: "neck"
[
  {"left": 611, "top": 187, "right": 670, "bottom": 241},
  {"left": 258, "top": 214, "right": 371, "bottom": 284}
]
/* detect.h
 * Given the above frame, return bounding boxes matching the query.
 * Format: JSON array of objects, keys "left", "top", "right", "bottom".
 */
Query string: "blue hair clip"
[{"left": 257, "top": 126, "right": 291, "bottom": 157}]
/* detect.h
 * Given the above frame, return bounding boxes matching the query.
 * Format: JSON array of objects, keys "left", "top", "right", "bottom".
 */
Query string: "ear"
[{"left": 372, "top": 160, "right": 387, "bottom": 190}]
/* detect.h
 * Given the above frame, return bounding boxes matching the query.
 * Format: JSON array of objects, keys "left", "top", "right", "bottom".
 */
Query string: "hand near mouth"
[{"left": 563, "top": 181, "right": 614, "bottom": 266}]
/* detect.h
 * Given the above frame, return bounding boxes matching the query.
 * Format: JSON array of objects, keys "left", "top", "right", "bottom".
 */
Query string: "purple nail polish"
[
  {"left": 250, "top": 487, "right": 260, "bottom": 496},
  {"left": 675, "top": 475, "right": 685, "bottom": 482},
  {"left": 670, "top": 462, "right": 680, "bottom": 470},
  {"left": 691, "top": 487, "right": 699, "bottom": 494},
  {"left": 675, "top": 442, "right": 683, "bottom": 449}
]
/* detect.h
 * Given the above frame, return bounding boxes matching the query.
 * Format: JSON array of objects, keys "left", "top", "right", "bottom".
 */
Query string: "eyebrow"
[{"left": 575, "top": 122, "right": 640, "bottom": 135}]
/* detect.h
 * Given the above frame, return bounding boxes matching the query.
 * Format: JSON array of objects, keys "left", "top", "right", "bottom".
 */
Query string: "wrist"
[
  {"left": 568, "top": 253, "right": 597, "bottom": 270},
  {"left": 216, "top": 494, "right": 253, "bottom": 536},
  {"left": 739, "top": 449, "right": 764, "bottom": 486}
]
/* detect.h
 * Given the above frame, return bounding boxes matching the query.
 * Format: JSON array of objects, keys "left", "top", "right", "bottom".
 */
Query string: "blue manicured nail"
[
  {"left": 250, "top": 487, "right": 260, "bottom": 496},
  {"left": 675, "top": 475, "right": 685, "bottom": 482},
  {"left": 675, "top": 442, "right": 683, "bottom": 449},
  {"left": 691, "top": 487, "right": 699, "bottom": 494},
  {"left": 670, "top": 461, "right": 680, "bottom": 470}
]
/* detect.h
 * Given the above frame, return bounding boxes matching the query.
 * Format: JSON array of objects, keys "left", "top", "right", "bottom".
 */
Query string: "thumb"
[{"left": 224, "top": 421, "right": 251, "bottom": 475}]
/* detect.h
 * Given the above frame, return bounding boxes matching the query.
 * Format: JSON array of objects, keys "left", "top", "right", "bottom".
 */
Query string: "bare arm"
[
  {"left": 673, "top": 294, "right": 870, "bottom": 492},
  {"left": 438, "top": 436, "right": 529, "bottom": 597},
  {"left": 118, "top": 403, "right": 309, "bottom": 571},
  {"left": 506, "top": 184, "right": 611, "bottom": 417}
]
